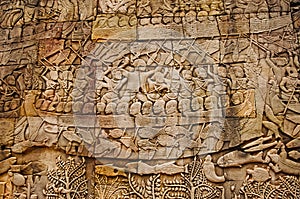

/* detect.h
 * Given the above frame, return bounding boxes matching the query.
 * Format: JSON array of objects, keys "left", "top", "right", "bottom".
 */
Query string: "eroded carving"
[
  {"left": 0, "top": 0, "right": 299, "bottom": 198},
  {"left": 43, "top": 156, "right": 87, "bottom": 198}
]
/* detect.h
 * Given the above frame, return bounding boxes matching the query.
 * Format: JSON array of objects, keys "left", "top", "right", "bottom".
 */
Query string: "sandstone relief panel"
[{"left": 0, "top": 0, "right": 299, "bottom": 198}]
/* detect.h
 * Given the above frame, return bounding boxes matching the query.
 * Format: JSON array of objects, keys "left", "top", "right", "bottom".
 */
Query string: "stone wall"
[{"left": 0, "top": 0, "right": 299, "bottom": 198}]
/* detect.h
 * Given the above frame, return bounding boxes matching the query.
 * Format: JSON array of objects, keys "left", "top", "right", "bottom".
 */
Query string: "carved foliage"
[
  {"left": 43, "top": 156, "right": 88, "bottom": 199},
  {"left": 240, "top": 175, "right": 300, "bottom": 199},
  {"left": 93, "top": 158, "right": 223, "bottom": 199}
]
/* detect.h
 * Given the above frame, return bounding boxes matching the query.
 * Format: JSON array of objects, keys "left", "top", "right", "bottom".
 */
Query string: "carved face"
[
  {"left": 154, "top": 72, "right": 165, "bottom": 83},
  {"left": 178, "top": 99, "right": 191, "bottom": 112},
  {"left": 30, "top": 195, "right": 38, "bottom": 199},
  {"left": 6, "top": 75, "right": 16, "bottom": 86},
  {"left": 231, "top": 92, "right": 244, "bottom": 105},
  {"left": 142, "top": 101, "right": 152, "bottom": 115},
  {"left": 105, "top": 102, "right": 116, "bottom": 114},
  {"left": 166, "top": 100, "right": 178, "bottom": 115},
  {"left": 233, "top": 66, "right": 244, "bottom": 78},
  {"left": 205, "top": 155, "right": 212, "bottom": 162},
  {"left": 112, "top": 70, "right": 122, "bottom": 80},
  {"left": 195, "top": 68, "right": 208, "bottom": 79},
  {"left": 218, "top": 67, "right": 227, "bottom": 78},
  {"left": 133, "top": 59, "right": 146, "bottom": 71},
  {"left": 153, "top": 100, "right": 165, "bottom": 115},
  {"left": 117, "top": 102, "right": 128, "bottom": 114},
  {"left": 183, "top": 70, "right": 193, "bottom": 80},
  {"left": 97, "top": 102, "right": 106, "bottom": 113},
  {"left": 130, "top": 102, "right": 141, "bottom": 115},
  {"left": 288, "top": 67, "right": 298, "bottom": 78},
  {"left": 191, "top": 97, "right": 203, "bottom": 111},
  {"left": 139, "top": 65, "right": 146, "bottom": 72},
  {"left": 204, "top": 96, "right": 218, "bottom": 110}
]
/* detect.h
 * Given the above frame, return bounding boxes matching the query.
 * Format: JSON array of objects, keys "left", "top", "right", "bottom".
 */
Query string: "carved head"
[
  {"left": 191, "top": 96, "right": 204, "bottom": 111},
  {"left": 132, "top": 59, "right": 147, "bottom": 71},
  {"left": 30, "top": 194, "right": 38, "bottom": 199},
  {"left": 153, "top": 72, "right": 165, "bottom": 83},
  {"left": 217, "top": 66, "right": 227, "bottom": 78},
  {"left": 182, "top": 70, "right": 193, "bottom": 80},
  {"left": 166, "top": 100, "right": 178, "bottom": 115},
  {"left": 178, "top": 99, "right": 191, "bottom": 113},
  {"left": 111, "top": 69, "right": 122, "bottom": 80},
  {"left": 231, "top": 92, "right": 244, "bottom": 105},
  {"left": 97, "top": 102, "right": 106, "bottom": 114},
  {"left": 142, "top": 101, "right": 152, "bottom": 115},
  {"left": 105, "top": 102, "right": 117, "bottom": 114},
  {"left": 232, "top": 66, "right": 244, "bottom": 78},
  {"left": 130, "top": 101, "right": 141, "bottom": 116},
  {"left": 204, "top": 95, "right": 218, "bottom": 110},
  {"left": 205, "top": 155, "right": 212, "bottom": 162},
  {"left": 194, "top": 68, "right": 208, "bottom": 79},
  {"left": 287, "top": 67, "right": 298, "bottom": 78},
  {"left": 267, "top": 149, "right": 279, "bottom": 163},
  {"left": 153, "top": 99, "right": 165, "bottom": 115},
  {"left": 6, "top": 75, "right": 16, "bottom": 86},
  {"left": 116, "top": 102, "right": 129, "bottom": 114}
]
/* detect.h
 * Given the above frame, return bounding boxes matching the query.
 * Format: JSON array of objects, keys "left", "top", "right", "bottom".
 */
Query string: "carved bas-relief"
[
  {"left": 0, "top": 0, "right": 299, "bottom": 198},
  {"left": 93, "top": 156, "right": 225, "bottom": 199},
  {"left": 75, "top": 38, "right": 258, "bottom": 162},
  {"left": 43, "top": 156, "right": 87, "bottom": 198}
]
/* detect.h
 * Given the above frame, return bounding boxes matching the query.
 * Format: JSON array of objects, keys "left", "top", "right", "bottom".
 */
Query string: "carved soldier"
[{"left": 279, "top": 67, "right": 300, "bottom": 102}]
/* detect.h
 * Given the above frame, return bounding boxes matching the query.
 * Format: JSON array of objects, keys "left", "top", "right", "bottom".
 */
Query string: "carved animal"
[
  {"left": 94, "top": 138, "right": 121, "bottom": 156},
  {"left": 267, "top": 149, "right": 300, "bottom": 175},
  {"left": 154, "top": 161, "right": 185, "bottom": 175},
  {"left": 126, "top": 161, "right": 155, "bottom": 175},
  {"left": 120, "top": 137, "right": 138, "bottom": 152},
  {"left": 108, "top": 129, "right": 124, "bottom": 138},
  {"left": 126, "top": 161, "right": 184, "bottom": 175},
  {"left": 217, "top": 151, "right": 265, "bottom": 167},
  {"left": 0, "top": 157, "right": 17, "bottom": 174},
  {"left": 286, "top": 138, "right": 300, "bottom": 148},
  {"left": 148, "top": 0, "right": 173, "bottom": 15},
  {"left": 242, "top": 136, "right": 277, "bottom": 152},
  {"left": 246, "top": 165, "right": 270, "bottom": 182},
  {"left": 138, "top": 127, "right": 159, "bottom": 139},
  {"left": 11, "top": 140, "right": 46, "bottom": 153},
  {"left": 95, "top": 165, "right": 127, "bottom": 177},
  {"left": 203, "top": 155, "right": 225, "bottom": 183}
]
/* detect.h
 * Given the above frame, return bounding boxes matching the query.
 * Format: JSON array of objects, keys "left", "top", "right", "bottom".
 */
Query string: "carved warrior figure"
[
  {"left": 279, "top": 67, "right": 300, "bottom": 102},
  {"left": 99, "top": 0, "right": 133, "bottom": 13}
]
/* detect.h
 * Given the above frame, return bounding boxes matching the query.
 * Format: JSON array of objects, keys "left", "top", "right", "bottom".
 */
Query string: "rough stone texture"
[{"left": 0, "top": 0, "right": 299, "bottom": 198}]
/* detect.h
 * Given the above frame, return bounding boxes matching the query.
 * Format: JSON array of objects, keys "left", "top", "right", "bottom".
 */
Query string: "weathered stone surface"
[
  {"left": 92, "top": 14, "right": 137, "bottom": 41},
  {"left": 0, "top": 0, "right": 299, "bottom": 198}
]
